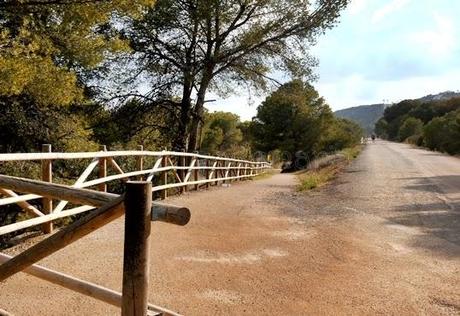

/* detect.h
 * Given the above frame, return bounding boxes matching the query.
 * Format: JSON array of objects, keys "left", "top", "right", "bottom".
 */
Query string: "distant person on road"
[{"left": 371, "top": 134, "right": 376, "bottom": 142}]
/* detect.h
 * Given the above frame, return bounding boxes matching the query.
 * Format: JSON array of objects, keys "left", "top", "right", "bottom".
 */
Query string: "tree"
[
  {"left": 423, "top": 110, "right": 460, "bottom": 154},
  {"left": 200, "top": 111, "right": 246, "bottom": 156},
  {"left": 374, "top": 118, "right": 388, "bottom": 138},
  {"left": 126, "top": 0, "right": 349, "bottom": 152},
  {"left": 398, "top": 117, "right": 423, "bottom": 141},
  {"left": 0, "top": 0, "right": 153, "bottom": 107},
  {"left": 250, "top": 80, "right": 332, "bottom": 167},
  {"left": 0, "top": 95, "right": 99, "bottom": 153},
  {"left": 90, "top": 98, "right": 178, "bottom": 149},
  {"left": 320, "top": 118, "right": 363, "bottom": 152},
  {"left": 382, "top": 100, "right": 419, "bottom": 140}
]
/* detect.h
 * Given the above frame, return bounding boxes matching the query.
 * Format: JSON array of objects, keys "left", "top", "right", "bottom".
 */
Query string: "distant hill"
[
  {"left": 335, "top": 103, "right": 388, "bottom": 134},
  {"left": 417, "top": 91, "right": 460, "bottom": 103},
  {"left": 334, "top": 91, "right": 460, "bottom": 133}
]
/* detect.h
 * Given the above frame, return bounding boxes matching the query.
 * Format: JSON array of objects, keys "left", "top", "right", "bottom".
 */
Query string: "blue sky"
[{"left": 208, "top": 0, "right": 460, "bottom": 120}]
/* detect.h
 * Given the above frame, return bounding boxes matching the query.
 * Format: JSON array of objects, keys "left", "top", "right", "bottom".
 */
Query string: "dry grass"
[
  {"left": 297, "top": 145, "right": 363, "bottom": 191},
  {"left": 253, "top": 169, "right": 279, "bottom": 180}
]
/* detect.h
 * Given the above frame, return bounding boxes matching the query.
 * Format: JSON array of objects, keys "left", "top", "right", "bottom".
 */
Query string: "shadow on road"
[
  {"left": 388, "top": 176, "right": 460, "bottom": 258},
  {"left": 402, "top": 175, "right": 460, "bottom": 195}
]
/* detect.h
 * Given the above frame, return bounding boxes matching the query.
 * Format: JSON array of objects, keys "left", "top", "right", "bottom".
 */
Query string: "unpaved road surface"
[{"left": 1, "top": 140, "right": 459, "bottom": 315}]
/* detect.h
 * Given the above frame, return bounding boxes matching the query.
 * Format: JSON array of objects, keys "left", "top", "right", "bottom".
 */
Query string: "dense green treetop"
[{"left": 0, "top": 0, "right": 154, "bottom": 105}]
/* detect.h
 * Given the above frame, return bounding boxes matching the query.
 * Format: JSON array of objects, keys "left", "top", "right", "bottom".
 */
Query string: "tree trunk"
[
  {"left": 172, "top": 73, "right": 194, "bottom": 152},
  {"left": 187, "top": 70, "right": 213, "bottom": 152}
]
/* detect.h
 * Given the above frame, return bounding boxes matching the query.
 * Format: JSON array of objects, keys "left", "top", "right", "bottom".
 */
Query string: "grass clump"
[
  {"left": 296, "top": 145, "right": 363, "bottom": 192},
  {"left": 297, "top": 165, "right": 338, "bottom": 191},
  {"left": 253, "top": 168, "right": 277, "bottom": 180},
  {"left": 340, "top": 145, "right": 363, "bottom": 160}
]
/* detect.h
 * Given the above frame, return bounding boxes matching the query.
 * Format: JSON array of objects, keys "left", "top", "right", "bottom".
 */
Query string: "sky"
[{"left": 207, "top": 0, "right": 460, "bottom": 120}]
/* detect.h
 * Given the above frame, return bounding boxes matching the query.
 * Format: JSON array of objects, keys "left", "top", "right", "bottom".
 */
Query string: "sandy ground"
[{"left": 0, "top": 140, "right": 459, "bottom": 315}]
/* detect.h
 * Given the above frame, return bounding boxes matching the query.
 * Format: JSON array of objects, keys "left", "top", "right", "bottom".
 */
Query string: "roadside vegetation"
[
  {"left": 0, "top": 1, "right": 355, "bottom": 245},
  {"left": 375, "top": 97, "right": 460, "bottom": 155},
  {"left": 297, "top": 145, "right": 363, "bottom": 191},
  {"left": 251, "top": 80, "right": 364, "bottom": 171}
]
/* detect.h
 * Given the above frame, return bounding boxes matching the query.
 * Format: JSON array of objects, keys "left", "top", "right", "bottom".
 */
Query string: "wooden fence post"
[
  {"left": 137, "top": 145, "right": 144, "bottom": 181},
  {"left": 41, "top": 144, "right": 53, "bottom": 234},
  {"left": 98, "top": 145, "right": 107, "bottom": 192},
  {"left": 161, "top": 155, "right": 167, "bottom": 199},
  {"left": 122, "top": 181, "right": 152, "bottom": 316},
  {"left": 194, "top": 159, "right": 199, "bottom": 191},
  {"left": 181, "top": 154, "right": 187, "bottom": 193},
  {"left": 214, "top": 160, "right": 219, "bottom": 186},
  {"left": 205, "top": 160, "right": 209, "bottom": 189}
]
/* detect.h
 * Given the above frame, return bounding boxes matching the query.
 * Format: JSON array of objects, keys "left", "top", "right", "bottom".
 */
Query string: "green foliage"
[
  {"left": 250, "top": 80, "right": 362, "bottom": 169},
  {"left": 91, "top": 99, "right": 177, "bottom": 150},
  {"left": 250, "top": 80, "right": 333, "bottom": 160},
  {"left": 398, "top": 117, "right": 423, "bottom": 141},
  {"left": 341, "top": 146, "right": 363, "bottom": 160},
  {"left": 375, "top": 118, "right": 388, "bottom": 138},
  {"left": 377, "top": 97, "right": 460, "bottom": 154},
  {"left": 423, "top": 110, "right": 460, "bottom": 154},
  {"left": 0, "top": 95, "right": 98, "bottom": 153},
  {"left": 201, "top": 112, "right": 241, "bottom": 152},
  {"left": 201, "top": 111, "right": 251, "bottom": 158},
  {"left": 320, "top": 118, "right": 363, "bottom": 153},
  {"left": 126, "top": 0, "right": 350, "bottom": 151},
  {"left": 0, "top": 1, "right": 152, "bottom": 107},
  {"left": 297, "top": 165, "right": 338, "bottom": 191},
  {"left": 379, "top": 97, "right": 460, "bottom": 141}
]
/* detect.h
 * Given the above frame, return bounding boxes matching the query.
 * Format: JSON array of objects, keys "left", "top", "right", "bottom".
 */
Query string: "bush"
[
  {"left": 398, "top": 117, "right": 423, "bottom": 141},
  {"left": 423, "top": 110, "right": 460, "bottom": 154},
  {"left": 406, "top": 134, "right": 424, "bottom": 146}
]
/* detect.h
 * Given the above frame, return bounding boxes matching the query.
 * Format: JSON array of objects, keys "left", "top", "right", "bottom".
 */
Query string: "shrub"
[
  {"left": 423, "top": 110, "right": 460, "bottom": 154},
  {"left": 398, "top": 117, "right": 423, "bottom": 141}
]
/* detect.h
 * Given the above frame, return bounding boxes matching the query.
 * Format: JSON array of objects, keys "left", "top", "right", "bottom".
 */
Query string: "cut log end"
[{"left": 151, "top": 204, "right": 191, "bottom": 226}]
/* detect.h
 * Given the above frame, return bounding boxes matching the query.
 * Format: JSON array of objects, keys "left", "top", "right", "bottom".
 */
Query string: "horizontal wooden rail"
[
  {"left": 0, "top": 253, "right": 180, "bottom": 316},
  {"left": 0, "top": 150, "right": 267, "bottom": 164},
  {"left": 0, "top": 149, "right": 269, "bottom": 236},
  {"left": 0, "top": 176, "right": 190, "bottom": 235},
  {"left": 0, "top": 148, "right": 269, "bottom": 315}
]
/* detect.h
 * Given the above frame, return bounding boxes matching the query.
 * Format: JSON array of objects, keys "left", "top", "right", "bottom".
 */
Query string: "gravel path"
[{"left": 1, "top": 140, "right": 459, "bottom": 315}]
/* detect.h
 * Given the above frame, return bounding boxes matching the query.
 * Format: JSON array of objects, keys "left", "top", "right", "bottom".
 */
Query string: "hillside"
[
  {"left": 335, "top": 91, "right": 460, "bottom": 133},
  {"left": 335, "top": 104, "right": 388, "bottom": 134}
]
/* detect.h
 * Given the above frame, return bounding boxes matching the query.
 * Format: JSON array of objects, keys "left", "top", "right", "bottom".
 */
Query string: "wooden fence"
[
  {"left": 0, "top": 146, "right": 270, "bottom": 315},
  {"left": 0, "top": 145, "right": 270, "bottom": 236}
]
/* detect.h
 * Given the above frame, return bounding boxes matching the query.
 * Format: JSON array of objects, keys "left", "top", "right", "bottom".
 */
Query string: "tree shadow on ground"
[
  {"left": 402, "top": 175, "right": 460, "bottom": 195},
  {"left": 388, "top": 175, "right": 460, "bottom": 258}
]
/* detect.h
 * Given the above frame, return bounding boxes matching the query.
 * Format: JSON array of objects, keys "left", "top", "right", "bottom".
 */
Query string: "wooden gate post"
[
  {"left": 122, "top": 181, "right": 152, "bottom": 316},
  {"left": 41, "top": 144, "right": 53, "bottom": 234}
]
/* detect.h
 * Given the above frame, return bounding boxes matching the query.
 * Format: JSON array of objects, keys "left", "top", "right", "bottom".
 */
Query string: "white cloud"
[
  {"left": 348, "top": 0, "right": 367, "bottom": 15},
  {"left": 317, "top": 69, "right": 460, "bottom": 111},
  {"left": 409, "top": 13, "right": 456, "bottom": 57},
  {"left": 372, "top": 0, "right": 410, "bottom": 24},
  {"left": 206, "top": 94, "right": 263, "bottom": 121}
]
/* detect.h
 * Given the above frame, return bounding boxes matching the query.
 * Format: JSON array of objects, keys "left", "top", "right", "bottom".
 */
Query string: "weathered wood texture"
[
  {"left": 122, "top": 182, "right": 152, "bottom": 316},
  {"left": 98, "top": 145, "right": 107, "bottom": 192},
  {"left": 0, "top": 196, "right": 125, "bottom": 282},
  {"left": 41, "top": 144, "right": 53, "bottom": 233},
  {"left": 0, "top": 253, "right": 181, "bottom": 316},
  {"left": 0, "top": 149, "right": 269, "bottom": 235}
]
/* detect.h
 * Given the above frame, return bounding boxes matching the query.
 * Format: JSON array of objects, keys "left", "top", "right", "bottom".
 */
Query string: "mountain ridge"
[{"left": 334, "top": 91, "right": 460, "bottom": 133}]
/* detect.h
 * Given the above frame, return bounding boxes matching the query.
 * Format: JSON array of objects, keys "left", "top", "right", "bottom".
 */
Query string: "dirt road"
[{"left": 1, "top": 140, "right": 459, "bottom": 315}]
